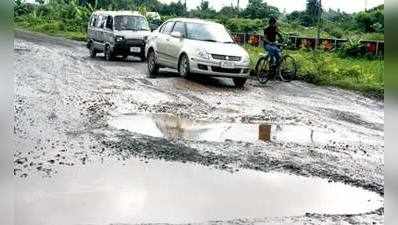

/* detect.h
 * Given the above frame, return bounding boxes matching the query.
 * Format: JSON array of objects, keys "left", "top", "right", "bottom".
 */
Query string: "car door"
[
  {"left": 167, "top": 21, "right": 186, "bottom": 69},
  {"left": 156, "top": 21, "right": 175, "bottom": 66},
  {"left": 96, "top": 14, "right": 107, "bottom": 50},
  {"left": 91, "top": 14, "right": 100, "bottom": 44},
  {"left": 103, "top": 15, "right": 114, "bottom": 46},
  {"left": 87, "top": 14, "right": 96, "bottom": 41}
]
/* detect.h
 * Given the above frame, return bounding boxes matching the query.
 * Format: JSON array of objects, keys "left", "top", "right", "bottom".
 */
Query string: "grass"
[
  {"left": 15, "top": 17, "right": 87, "bottom": 41},
  {"left": 245, "top": 45, "right": 384, "bottom": 98}
]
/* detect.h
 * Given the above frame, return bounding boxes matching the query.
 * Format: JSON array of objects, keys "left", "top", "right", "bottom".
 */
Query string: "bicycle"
[{"left": 255, "top": 43, "right": 298, "bottom": 84}]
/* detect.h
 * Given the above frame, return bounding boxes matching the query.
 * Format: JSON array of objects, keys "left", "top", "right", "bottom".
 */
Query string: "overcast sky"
[{"left": 161, "top": 0, "right": 384, "bottom": 13}]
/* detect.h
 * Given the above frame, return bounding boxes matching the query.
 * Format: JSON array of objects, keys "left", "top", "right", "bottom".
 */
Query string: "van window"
[
  {"left": 105, "top": 16, "right": 113, "bottom": 30},
  {"left": 91, "top": 15, "right": 98, "bottom": 27},
  {"left": 114, "top": 16, "right": 149, "bottom": 31},
  {"left": 162, "top": 22, "right": 175, "bottom": 34},
  {"left": 172, "top": 22, "right": 186, "bottom": 37},
  {"left": 99, "top": 15, "right": 106, "bottom": 29},
  {"left": 89, "top": 15, "right": 95, "bottom": 27},
  {"left": 95, "top": 15, "right": 103, "bottom": 28}
]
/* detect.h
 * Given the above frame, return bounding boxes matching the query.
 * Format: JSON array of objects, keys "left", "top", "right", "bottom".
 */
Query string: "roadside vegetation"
[
  {"left": 13, "top": 0, "right": 384, "bottom": 97},
  {"left": 14, "top": 0, "right": 91, "bottom": 41},
  {"left": 247, "top": 45, "right": 384, "bottom": 98}
]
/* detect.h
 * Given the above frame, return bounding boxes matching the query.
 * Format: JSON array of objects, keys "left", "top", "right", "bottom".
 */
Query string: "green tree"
[
  {"left": 242, "top": 0, "right": 280, "bottom": 19},
  {"left": 355, "top": 9, "right": 384, "bottom": 32},
  {"left": 306, "top": 0, "right": 322, "bottom": 26},
  {"left": 306, "top": 0, "right": 322, "bottom": 46},
  {"left": 219, "top": 6, "right": 238, "bottom": 18},
  {"left": 191, "top": 0, "right": 216, "bottom": 19},
  {"left": 286, "top": 10, "right": 313, "bottom": 26},
  {"left": 159, "top": 1, "right": 186, "bottom": 16}
]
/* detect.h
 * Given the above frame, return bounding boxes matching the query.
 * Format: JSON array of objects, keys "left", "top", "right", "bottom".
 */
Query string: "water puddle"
[
  {"left": 16, "top": 159, "right": 383, "bottom": 225},
  {"left": 108, "top": 113, "right": 371, "bottom": 145}
]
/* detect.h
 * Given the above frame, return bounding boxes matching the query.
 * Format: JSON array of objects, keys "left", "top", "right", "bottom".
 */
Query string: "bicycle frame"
[{"left": 255, "top": 43, "right": 297, "bottom": 84}]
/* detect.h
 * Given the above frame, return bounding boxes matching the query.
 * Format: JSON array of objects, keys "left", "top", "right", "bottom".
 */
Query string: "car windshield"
[
  {"left": 186, "top": 23, "right": 234, "bottom": 43},
  {"left": 114, "top": 16, "right": 150, "bottom": 31}
]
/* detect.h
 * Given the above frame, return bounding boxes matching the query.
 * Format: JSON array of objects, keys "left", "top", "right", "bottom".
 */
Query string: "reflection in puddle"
[
  {"left": 108, "top": 113, "right": 371, "bottom": 145},
  {"left": 16, "top": 159, "right": 383, "bottom": 225}
]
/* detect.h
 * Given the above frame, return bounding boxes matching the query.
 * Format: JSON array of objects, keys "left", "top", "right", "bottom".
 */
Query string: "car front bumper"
[{"left": 189, "top": 58, "right": 250, "bottom": 78}]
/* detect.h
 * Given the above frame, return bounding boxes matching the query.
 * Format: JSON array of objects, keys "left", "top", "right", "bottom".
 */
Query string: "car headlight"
[
  {"left": 115, "top": 36, "right": 125, "bottom": 42},
  {"left": 242, "top": 56, "right": 250, "bottom": 64},
  {"left": 196, "top": 49, "right": 210, "bottom": 60},
  {"left": 143, "top": 36, "right": 149, "bottom": 43}
]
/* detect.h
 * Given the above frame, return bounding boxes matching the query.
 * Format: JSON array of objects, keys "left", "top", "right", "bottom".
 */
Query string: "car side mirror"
[{"left": 171, "top": 31, "right": 183, "bottom": 39}]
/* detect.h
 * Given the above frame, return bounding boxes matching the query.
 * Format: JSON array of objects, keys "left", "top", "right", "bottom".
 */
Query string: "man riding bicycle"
[
  {"left": 255, "top": 17, "right": 297, "bottom": 84},
  {"left": 263, "top": 17, "right": 283, "bottom": 66}
]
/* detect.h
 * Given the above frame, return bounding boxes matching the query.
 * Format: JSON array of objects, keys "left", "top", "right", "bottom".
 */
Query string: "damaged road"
[{"left": 14, "top": 30, "right": 384, "bottom": 225}]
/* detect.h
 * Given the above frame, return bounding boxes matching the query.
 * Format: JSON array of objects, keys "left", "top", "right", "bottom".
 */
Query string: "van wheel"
[
  {"left": 104, "top": 46, "right": 114, "bottom": 61},
  {"left": 179, "top": 54, "right": 190, "bottom": 78},
  {"left": 89, "top": 43, "right": 97, "bottom": 58},
  {"left": 233, "top": 78, "right": 247, "bottom": 88},
  {"left": 147, "top": 50, "right": 159, "bottom": 78}
]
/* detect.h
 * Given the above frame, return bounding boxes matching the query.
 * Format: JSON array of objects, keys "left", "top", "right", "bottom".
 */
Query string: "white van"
[{"left": 87, "top": 11, "right": 151, "bottom": 61}]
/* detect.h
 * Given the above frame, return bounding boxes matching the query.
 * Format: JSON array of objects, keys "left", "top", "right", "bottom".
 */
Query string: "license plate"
[
  {"left": 130, "top": 47, "right": 141, "bottom": 53},
  {"left": 220, "top": 61, "right": 235, "bottom": 69}
]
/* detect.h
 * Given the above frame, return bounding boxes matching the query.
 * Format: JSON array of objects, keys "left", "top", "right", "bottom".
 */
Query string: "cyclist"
[{"left": 263, "top": 16, "right": 283, "bottom": 66}]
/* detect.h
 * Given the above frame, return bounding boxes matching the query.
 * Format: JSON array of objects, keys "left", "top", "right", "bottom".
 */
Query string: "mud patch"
[
  {"left": 108, "top": 113, "right": 378, "bottom": 145},
  {"left": 15, "top": 158, "right": 383, "bottom": 225},
  {"left": 327, "top": 109, "right": 384, "bottom": 131}
]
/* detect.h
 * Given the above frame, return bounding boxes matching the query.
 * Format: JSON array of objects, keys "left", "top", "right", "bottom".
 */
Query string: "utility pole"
[
  {"left": 237, "top": 0, "right": 240, "bottom": 11},
  {"left": 316, "top": 0, "right": 322, "bottom": 49}
]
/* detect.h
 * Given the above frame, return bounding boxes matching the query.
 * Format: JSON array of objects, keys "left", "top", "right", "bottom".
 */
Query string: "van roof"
[{"left": 93, "top": 11, "right": 144, "bottom": 17}]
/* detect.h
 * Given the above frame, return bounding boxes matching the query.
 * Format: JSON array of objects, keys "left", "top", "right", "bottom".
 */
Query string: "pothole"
[
  {"left": 15, "top": 158, "right": 383, "bottom": 225},
  {"left": 108, "top": 113, "right": 377, "bottom": 145}
]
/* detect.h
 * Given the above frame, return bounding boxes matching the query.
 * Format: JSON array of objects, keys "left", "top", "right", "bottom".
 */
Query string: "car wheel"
[
  {"left": 89, "top": 43, "right": 96, "bottom": 58},
  {"left": 104, "top": 46, "right": 114, "bottom": 61},
  {"left": 233, "top": 78, "right": 247, "bottom": 88},
  {"left": 147, "top": 50, "right": 159, "bottom": 78},
  {"left": 178, "top": 54, "right": 190, "bottom": 78}
]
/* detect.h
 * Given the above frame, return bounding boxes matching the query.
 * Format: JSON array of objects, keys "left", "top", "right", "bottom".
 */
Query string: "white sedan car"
[{"left": 145, "top": 18, "right": 251, "bottom": 87}]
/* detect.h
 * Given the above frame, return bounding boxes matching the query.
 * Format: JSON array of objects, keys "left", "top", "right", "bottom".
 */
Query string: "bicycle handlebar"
[{"left": 273, "top": 43, "right": 288, "bottom": 47}]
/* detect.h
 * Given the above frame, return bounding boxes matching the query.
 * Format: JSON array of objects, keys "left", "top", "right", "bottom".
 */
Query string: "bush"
[
  {"left": 14, "top": 0, "right": 92, "bottom": 40},
  {"left": 354, "top": 9, "right": 384, "bottom": 33},
  {"left": 246, "top": 46, "right": 384, "bottom": 97},
  {"left": 322, "top": 21, "right": 344, "bottom": 38},
  {"left": 14, "top": 0, "right": 35, "bottom": 17},
  {"left": 223, "top": 18, "right": 263, "bottom": 33},
  {"left": 338, "top": 38, "right": 365, "bottom": 57}
]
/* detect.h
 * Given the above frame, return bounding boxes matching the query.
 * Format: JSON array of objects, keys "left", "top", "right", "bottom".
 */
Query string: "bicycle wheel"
[
  {"left": 255, "top": 55, "right": 271, "bottom": 84},
  {"left": 280, "top": 55, "right": 297, "bottom": 82}
]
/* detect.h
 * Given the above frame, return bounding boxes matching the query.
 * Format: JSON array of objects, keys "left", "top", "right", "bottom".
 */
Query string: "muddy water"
[
  {"left": 108, "top": 113, "right": 376, "bottom": 145},
  {"left": 16, "top": 159, "right": 383, "bottom": 225}
]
